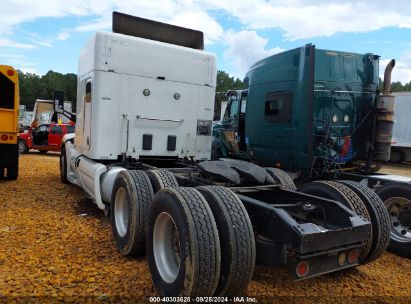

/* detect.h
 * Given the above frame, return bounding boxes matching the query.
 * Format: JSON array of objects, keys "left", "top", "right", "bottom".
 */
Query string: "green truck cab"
[{"left": 214, "top": 44, "right": 384, "bottom": 176}]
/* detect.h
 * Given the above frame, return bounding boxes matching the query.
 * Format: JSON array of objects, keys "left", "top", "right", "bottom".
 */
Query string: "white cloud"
[
  {"left": 170, "top": 10, "right": 224, "bottom": 44},
  {"left": 223, "top": 30, "right": 284, "bottom": 78},
  {"left": 380, "top": 50, "right": 411, "bottom": 84},
  {"left": 25, "top": 32, "right": 53, "bottom": 48},
  {"left": 201, "top": 0, "right": 411, "bottom": 40},
  {"left": 73, "top": 17, "right": 111, "bottom": 33},
  {"left": 0, "top": 38, "right": 37, "bottom": 49},
  {"left": 58, "top": 31, "right": 71, "bottom": 41},
  {"left": 0, "top": 53, "right": 39, "bottom": 74}
]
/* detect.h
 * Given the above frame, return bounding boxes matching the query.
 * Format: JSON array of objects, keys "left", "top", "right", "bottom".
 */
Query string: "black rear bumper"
[{"left": 236, "top": 189, "right": 370, "bottom": 278}]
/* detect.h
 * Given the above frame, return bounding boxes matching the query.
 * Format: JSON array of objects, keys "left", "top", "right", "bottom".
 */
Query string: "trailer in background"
[
  {"left": 31, "top": 99, "right": 73, "bottom": 128},
  {"left": 391, "top": 92, "right": 411, "bottom": 163}
]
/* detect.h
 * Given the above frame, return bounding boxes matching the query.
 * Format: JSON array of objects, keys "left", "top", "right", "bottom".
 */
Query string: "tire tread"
[
  {"left": 265, "top": 168, "right": 296, "bottom": 190},
  {"left": 339, "top": 180, "right": 390, "bottom": 263},
  {"left": 147, "top": 169, "right": 179, "bottom": 193},
  {"left": 197, "top": 186, "right": 255, "bottom": 296},
  {"left": 169, "top": 187, "right": 221, "bottom": 296},
  {"left": 112, "top": 170, "right": 154, "bottom": 256}
]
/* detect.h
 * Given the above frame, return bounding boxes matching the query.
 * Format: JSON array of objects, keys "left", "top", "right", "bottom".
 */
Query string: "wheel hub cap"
[
  {"left": 385, "top": 197, "right": 411, "bottom": 242},
  {"left": 114, "top": 187, "right": 129, "bottom": 237},
  {"left": 153, "top": 212, "right": 181, "bottom": 283}
]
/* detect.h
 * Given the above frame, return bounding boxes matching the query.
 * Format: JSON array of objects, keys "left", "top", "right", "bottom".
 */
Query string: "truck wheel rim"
[
  {"left": 18, "top": 141, "right": 26, "bottom": 153},
  {"left": 153, "top": 212, "right": 180, "bottom": 283},
  {"left": 385, "top": 197, "right": 411, "bottom": 242},
  {"left": 114, "top": 187, "right": 129, "bottom": 237}
]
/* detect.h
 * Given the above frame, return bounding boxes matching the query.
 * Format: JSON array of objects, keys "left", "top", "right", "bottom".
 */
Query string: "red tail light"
[
  {"left": 1, "top": 134, "right": 8, "bottom": 141},
  {"left": 296, "top": 261, "right": 309, "bottom": 278},
  {"left": 348, "top": 249, "right": 359, "bottom": 264},
  {"left": 8, "top": 135, "right": 14, "bottom": 140},
  {"left": 7, "top": 70, "right": 14, "bottom": 76}
]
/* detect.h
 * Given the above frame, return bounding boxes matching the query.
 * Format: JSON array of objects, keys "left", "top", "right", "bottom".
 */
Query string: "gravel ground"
[
  {"left": 0, "top": 154, "right": 410, "bottom": 303},
  {"left": 380, "top": 163, "right": 411, "bottom": 177}
]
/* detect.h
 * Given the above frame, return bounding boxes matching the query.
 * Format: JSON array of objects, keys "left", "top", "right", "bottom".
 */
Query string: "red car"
[{"left": 18, "top": 123, "right": 75, "bottom": 154}]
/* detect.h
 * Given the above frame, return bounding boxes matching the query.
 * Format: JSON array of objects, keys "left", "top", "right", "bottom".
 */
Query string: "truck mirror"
[{"left": 54, "top": 90, "right": 65, "bottom": 114}]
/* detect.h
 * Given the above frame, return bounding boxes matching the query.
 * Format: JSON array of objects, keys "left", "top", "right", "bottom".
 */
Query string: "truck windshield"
[
  {"left": 223, "top": 96, "right": 239, "bottom": 122},
  {"left": 0, "top": 72, "right": 15, "bottom": 109}
]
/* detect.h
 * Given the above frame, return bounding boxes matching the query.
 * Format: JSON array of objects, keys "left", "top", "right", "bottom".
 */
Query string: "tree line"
[
  {"left": 17, "top": 70, "right": 410, "bottom": 111},
  {"left": 18, "top": 70, "right": 77, "bottom": 111}
]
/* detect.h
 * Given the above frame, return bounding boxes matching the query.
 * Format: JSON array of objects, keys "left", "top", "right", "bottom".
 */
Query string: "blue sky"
[{"left": 1, "top": 0, "right": 411, "bottom": 83}]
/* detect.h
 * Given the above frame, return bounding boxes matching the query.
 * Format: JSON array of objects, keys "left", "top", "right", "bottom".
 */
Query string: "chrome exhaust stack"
[{"left": 375, "top": 59, "right": 396, "bottom": 161}]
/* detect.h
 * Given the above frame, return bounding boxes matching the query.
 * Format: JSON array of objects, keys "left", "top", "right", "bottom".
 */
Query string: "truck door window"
[
  {"left": 265, "top": 91, "right": 292, "bottom": 122},
  {"left": 85, "top": 81, "right": 92, "bottom": 103}
]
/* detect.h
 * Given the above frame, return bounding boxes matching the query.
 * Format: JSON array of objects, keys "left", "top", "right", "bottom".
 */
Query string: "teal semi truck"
[{"left": 213, "top": 44, "right": 411, "bottom": 258}]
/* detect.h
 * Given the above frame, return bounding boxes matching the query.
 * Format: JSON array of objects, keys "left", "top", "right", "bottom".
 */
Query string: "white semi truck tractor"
[{"left": 59, "top": 12, "right": 389, "bottom": 298}]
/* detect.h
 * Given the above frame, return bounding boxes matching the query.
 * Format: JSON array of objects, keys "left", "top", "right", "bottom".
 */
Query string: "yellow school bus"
[{"left": 0, "top": 65, "right": 19, "bottom": 180}]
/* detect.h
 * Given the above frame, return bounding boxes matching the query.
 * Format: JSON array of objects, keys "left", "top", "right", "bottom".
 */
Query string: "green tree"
[
  {"left": 378, "top": 77, "right": 411, "bottom": 93},
  {"left": 17, "top": 70, "right": 77, "bottom": 111},
  {"left": 216, "top": 70, "right": 245, "bottom": 94}
]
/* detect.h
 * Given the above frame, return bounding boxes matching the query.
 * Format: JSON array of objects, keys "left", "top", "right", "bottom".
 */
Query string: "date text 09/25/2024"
[{"left": 149, "top": 296, "right": 257, "bottom": 302}]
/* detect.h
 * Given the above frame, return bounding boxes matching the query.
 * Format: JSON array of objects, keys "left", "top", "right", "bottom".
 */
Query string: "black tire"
[
  {"left": 298, "top": 180, "right": 372, "bottom": 264},
  {"left": 147, "top": 187, "right": 221, "bottom": 297},
  {"left": 197, "top": 186, "right": 255, "bottom": 296},
  {"left": 18, "top": 139, "right": 28, "bottom": 154},
  {"left": 265, "top": 167, "right": 296, "bottom": 190},
  {"left": 0, "top": 167, "right": 4, "bottom": 179},
  {"left": 111, "top": 170, "right": 154, "bottom": 256},
  {"left": 390, "top": 149, "right": 405, "bottom": 164},
  {"left": 375, "top": 183, "right": 411, "bottom": 258},
  {"left": 60, "top": 146, "right": 69, "bottom": 184},
  {"left": 6, "top": 165, "right": 18, "bottom": 180},
  {"left": 338, "top": 181, "right": 390, "bottom": 263},
  {"left": 146, "top": 169, "right": 179, "bottom": 193}
]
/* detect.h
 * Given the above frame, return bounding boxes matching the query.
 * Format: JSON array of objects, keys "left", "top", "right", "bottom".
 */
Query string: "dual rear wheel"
[{"left": 110, "top": 169, "right": 256, "bottom": 297}]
